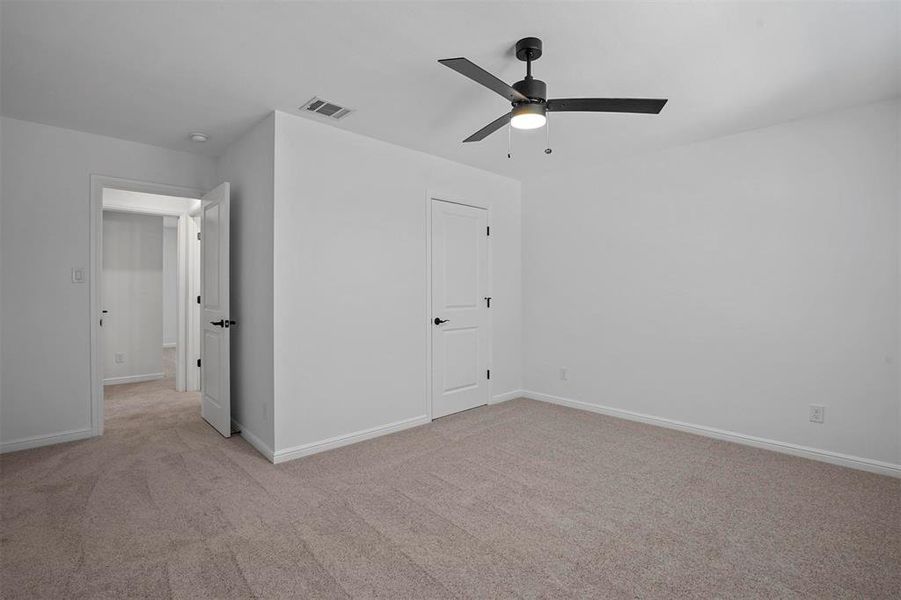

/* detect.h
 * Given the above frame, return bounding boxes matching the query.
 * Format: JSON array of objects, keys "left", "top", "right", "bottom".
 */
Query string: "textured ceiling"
[{"left": 2, "top": 1, "right": 898, "bottom": 181}]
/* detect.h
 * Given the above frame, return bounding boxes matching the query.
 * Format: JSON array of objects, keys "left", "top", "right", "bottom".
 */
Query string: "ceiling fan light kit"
[
  {"left": 439, "top": 37, "right": 667, "bottom": 154},
  {"left": 510, "top": 103, "right": 546, "bottom": 130}
]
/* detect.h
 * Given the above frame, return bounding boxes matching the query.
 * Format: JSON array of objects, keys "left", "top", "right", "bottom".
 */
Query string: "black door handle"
[
  {"left": 210, "top": 319, "right": 225, "bottom": 327},
  {"left": 434, "top": 317, "right": 450, "bottom": 325}
]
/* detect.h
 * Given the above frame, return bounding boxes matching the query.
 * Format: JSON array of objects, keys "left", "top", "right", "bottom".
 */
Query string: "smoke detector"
[{"left": 300, "top": 97, "right": 353, "bottom": 120}]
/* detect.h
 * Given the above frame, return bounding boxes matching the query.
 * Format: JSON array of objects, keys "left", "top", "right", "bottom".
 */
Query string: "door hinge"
[
  {"left": 197, "top": 232, "right": 201, "bottom": 241},
  {"left": 196, "top": 295, "right": 201, "bottom": 304},
  {"left": 487, "top": 369, "right": 490, "bottom": 380},
  {"left": 486, "top": 226, "right": 490, "bottom": 236},
  {"left": 196, "top": 358, "right": 201, "bottom": 368}
]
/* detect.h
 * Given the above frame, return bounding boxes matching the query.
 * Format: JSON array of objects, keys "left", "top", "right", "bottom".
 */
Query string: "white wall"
[
  {"left": 162, "top": 221, "right": 178, "bottom": 347},
  {"left": 523, "top": 100, "right": 900, "bottom": 465},
  {"left": 216, "top": 114, "right": 275, "bottom": 451},
  {"left": 0, "top": 117, "right": 216, "bottom": 451},
  {"left": 7, "top": 101, "right": 892, "bottom": 472},
  {"left": 102, "top": 211, "right": 164, "bottom": 383},
  {"left": 272, "top": 111, "right": 522, "bottom": 457}
]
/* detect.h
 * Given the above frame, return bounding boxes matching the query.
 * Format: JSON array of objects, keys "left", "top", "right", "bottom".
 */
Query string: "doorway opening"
[
  {"left": 98, "top": 187, "right": 203, "bottom": 428},
  {"left": 90, "top": 176, "right": 232, "bottom": 439}
]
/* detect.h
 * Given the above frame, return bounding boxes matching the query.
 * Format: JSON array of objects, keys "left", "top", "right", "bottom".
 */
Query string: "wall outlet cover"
[{"left": 809, "top": 404, "right": 825, "bottom": 424}]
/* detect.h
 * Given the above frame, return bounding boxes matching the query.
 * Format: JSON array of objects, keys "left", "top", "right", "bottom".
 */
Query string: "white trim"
[
  {"left": 491, "top": 389, "right": 524, "bottom": 404},
  {"left": 90, "top": 175, "right": 205, "bottom": 438},
  {"left": 426, "top": 191, "right": 493, "bottom": 422},
  {"left": 102, "top": 204, "right": 192, "bottom": 218},
  {"left": 425, "top": 193, "right": 433, "bottom": 421},
  {"left": 522, "top": 390, "right": 901, "bottom": 478},
  {"left": 174, "top": 212, "right": 188, "bottom": 391},
  {"left": 273, "top": 415, "right": 430, "bottom": 464},
  {"left": 232, "top": 419, "right": 275, "bottom": 462},
  {"left": 103, "top": 373, "right": 164, "bottom": 386},
  {"left": 186, "top": 213, "right": 202, "bottom": 392},
  {"left": 162, "top": 342, "right": 177, "bottom": 349},
  {"left": 0, "top": 428, "right": 94, "bottom": 454}
]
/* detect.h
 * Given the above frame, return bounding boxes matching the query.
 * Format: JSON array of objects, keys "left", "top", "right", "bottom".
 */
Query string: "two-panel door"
[
  {"left": 200, "top": 183, "right": 231, "bottom": 437},
  {"left": 431, "top": 199, "right": 490, "bottom": 419}
]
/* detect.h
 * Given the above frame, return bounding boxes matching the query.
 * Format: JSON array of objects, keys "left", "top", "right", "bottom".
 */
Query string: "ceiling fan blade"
[
  {"left": 547, "top": 98, "right": 668, "bottom": 114},
  {"left": 463, "top": 113, "right": 511, "bottom": 143},
  {"left": 439, "top": 58, "right": 529, "bottom": 103}
]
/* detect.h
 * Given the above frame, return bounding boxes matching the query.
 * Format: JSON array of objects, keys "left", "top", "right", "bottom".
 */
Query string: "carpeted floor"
[
  {"left": 162, "top": 346, "right": 177, "bottom": 380},
  {"left": 1, "top": 375, "right": 898, "bottom": 599}
]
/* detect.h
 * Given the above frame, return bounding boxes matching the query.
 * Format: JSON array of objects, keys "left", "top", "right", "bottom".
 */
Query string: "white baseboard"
[
  {"left": 231, "top": 419, "right": 275, "bottom": 463},
  {"left": 491, "top": 389, "right": 524, "bottom": 404},
  {"left": 273, "top": 414, "right": 430, "bottom": 464},
  {"left": 522, "top": 390, "right": 901, "bottom": 479},
  {"left": 103, "top": 373, "right": 164, "bottom": 385},
  {"left": 162, "top": 342, "right": 176, "bottom": 349},
  {"left": 0, "top": 427, "right": 95, "bottom": 454}
]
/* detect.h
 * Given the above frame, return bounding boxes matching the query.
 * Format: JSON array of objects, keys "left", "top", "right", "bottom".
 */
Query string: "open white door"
[
  {"left": 431, "top": 199, "right": 490, "bottom": 419},
  {"left": 200, "top": 183, "right": 231, "bottom": 437}
]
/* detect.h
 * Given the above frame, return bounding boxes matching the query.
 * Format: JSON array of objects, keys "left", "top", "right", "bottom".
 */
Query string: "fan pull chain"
[
  {"left": 545, "top": 112, "right": 552, "bottom": 155},
  {"left": 507, "top": 121, "right": 512, "bottom": 159}
]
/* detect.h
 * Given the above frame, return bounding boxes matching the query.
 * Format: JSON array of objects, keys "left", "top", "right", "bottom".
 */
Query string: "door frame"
[
  {"left": 89, "top": 175, "right": 205, "bottom": 436},
  {"left": 186, "top": 206, "right": 203, "bottom": 393},
  {"left": 425, "top": 191, "right": 493, "bottom": 421}
]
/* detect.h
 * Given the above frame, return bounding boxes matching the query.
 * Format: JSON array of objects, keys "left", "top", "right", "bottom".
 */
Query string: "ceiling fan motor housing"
[{"left": 513, "top": 77, "right": 547, "bottom": 103}]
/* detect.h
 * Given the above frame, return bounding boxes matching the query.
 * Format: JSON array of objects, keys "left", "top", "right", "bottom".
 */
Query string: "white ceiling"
[{"left": 2, "top": 1, "right": 898, "bottom": 181}]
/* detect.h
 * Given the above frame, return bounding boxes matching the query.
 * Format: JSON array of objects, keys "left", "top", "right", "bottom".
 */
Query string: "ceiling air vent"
[{"left": 300, "top": 97, "right": 353, "bottom": 120}]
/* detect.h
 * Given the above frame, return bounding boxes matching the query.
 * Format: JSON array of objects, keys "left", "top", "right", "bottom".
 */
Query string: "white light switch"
[{"left": 71, "top": 267, "right": 86, "bottom": 283}]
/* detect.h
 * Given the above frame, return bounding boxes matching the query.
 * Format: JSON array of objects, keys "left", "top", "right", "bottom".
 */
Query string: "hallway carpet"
[{"left": 1, "top": 380, "right": 899, "bottom": 598}]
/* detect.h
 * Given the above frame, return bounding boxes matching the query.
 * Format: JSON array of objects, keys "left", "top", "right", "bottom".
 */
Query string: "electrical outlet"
[
  {"left": 809, "top": 404, "right": 825, "bottom": 424},
  {"left": 71, "top": 267, "right": 86, "bottom": 283},
  {"left": 115, "top": 353, "right": 125, "bottom": 364},
  {"left": 560, "top": 367, "right": 568, "bottom": 381}
]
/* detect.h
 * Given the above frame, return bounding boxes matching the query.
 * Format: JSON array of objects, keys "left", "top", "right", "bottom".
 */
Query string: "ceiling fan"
[{"left": 439, "top": 37, "right": 667, "bottom": 150}]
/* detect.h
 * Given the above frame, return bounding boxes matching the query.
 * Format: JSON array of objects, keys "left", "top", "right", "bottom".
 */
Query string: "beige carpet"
[
  {"left": 162, "top": 346, "right": 177, "bottom": 380},
  {"left": 1, "top": 378, "right": 898, "bottom": 599}
]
